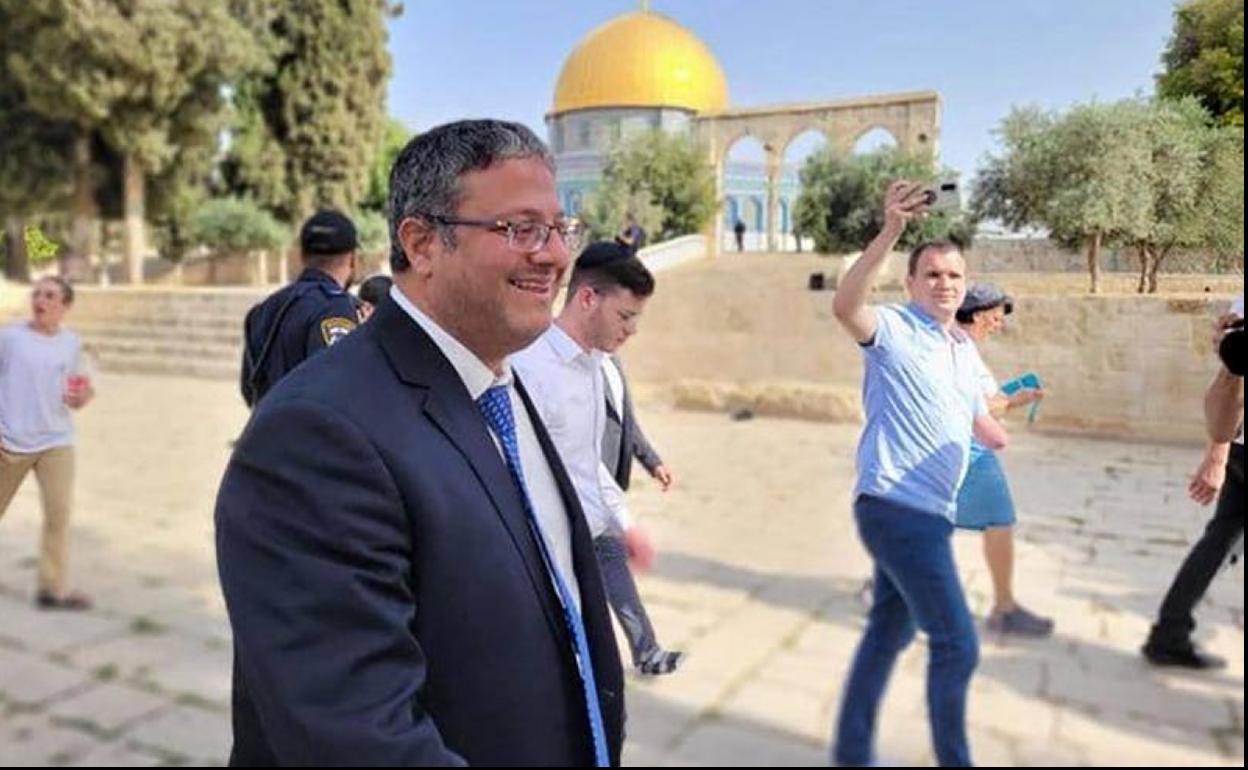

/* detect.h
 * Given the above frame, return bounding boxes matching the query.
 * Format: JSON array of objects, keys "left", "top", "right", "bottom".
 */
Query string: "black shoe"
[
  {"left": 1142, "top": 642, "right": 1226, "bottom": 670},
  {"left": 637, "top": 650, "right": 684, "bottom": 676},
  {"left": 35, "top": 590, "right": 93, "bottom": 611}
]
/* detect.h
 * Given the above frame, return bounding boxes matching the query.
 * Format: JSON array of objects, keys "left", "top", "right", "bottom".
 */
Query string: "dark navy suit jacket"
[{"left": 215, "top": 298, "right": 625, "bottom": 766}]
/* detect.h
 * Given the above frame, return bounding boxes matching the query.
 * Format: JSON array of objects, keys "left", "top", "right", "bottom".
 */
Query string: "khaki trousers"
[{"left": 0, "top": 445, "right": 76, "bottom": 595}]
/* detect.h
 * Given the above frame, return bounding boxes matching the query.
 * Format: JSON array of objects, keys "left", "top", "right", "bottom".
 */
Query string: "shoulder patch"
[{"left": 320, "top": 317, "right": 357, "bottom": 346}]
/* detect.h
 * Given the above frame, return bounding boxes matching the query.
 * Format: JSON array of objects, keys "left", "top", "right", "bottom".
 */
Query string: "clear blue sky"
[{"left": 386, "top": 0, "right": 1179, "bottom": 178}]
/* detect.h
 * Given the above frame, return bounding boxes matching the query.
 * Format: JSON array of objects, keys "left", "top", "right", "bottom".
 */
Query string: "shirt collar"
[
  {"left": 297, "top": 267, "right": 338, "bottom": 286},
  {"left": 388, "top": 285, "right": 511, "bottom": 400},
  {"left": 548, "top": 322, "right": 603, "bottom": 367},
  {"left": 905, "top": 301, "right": 968, "bottom": 343}
]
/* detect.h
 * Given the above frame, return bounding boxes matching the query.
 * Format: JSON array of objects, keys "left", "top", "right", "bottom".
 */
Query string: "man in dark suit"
[{"left": 215, "top": 120, "right": 623, "bottom": 766}]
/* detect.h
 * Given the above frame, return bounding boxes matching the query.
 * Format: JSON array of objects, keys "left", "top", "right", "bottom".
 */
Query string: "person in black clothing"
[
  {"left": 616, "top": 212, "right": 646, "bottom": 256},
  {"left": 356, "top": 274, "right": 394, "bottom": 322},
  {"left": 1143, "top": 302, "right": 1245, "bottom": 669},
  {"left": 733, "top": 218, "right": 746, "bottom": 252},
  {"left": 240, "top": 209, "right": 361, "bottom": 407}
]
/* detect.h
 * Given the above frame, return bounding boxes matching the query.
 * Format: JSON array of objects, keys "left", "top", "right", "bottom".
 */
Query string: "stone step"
[
  {"left": 75, "top": 322, "right": 243, "bottom": 347},
  {"left": 86, "top": 337, "right": 241, "bottom": 362},
  {"left": 94, "top": 353, "right": 239, "bottom": 381}
]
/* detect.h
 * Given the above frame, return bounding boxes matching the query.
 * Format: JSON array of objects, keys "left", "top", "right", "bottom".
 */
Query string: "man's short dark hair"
[
  {"left": 906, "top": 240, "right": 962, "bottom": 276},
  {"left": 303, "top": 251, "right": 354, "bottom": 270},
  {"left": 39, "top": 276, "right": 74, "bottom": 305},
  {"left": 569, "top": 255, "right": 655, "bottom": 299},
  {"left": 358, "top": 274, "right": 393, "bottom": 306},
  {"left": 386, "top": 120, "right": 554, "bottom": 272}
]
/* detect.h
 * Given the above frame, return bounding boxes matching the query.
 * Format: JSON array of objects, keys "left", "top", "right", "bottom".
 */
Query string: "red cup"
[{"left": 66, "top": 374, "right": 90, "bottom": 395}]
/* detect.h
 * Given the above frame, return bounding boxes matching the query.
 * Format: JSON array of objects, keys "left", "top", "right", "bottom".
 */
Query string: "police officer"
[{"left": 240, "top": 209, "right": 361, "bottom": 407}]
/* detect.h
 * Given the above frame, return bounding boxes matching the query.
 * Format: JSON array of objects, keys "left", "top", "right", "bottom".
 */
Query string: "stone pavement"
[{"left": 0, "top": 372, "right": 1241, "bottom": 766}]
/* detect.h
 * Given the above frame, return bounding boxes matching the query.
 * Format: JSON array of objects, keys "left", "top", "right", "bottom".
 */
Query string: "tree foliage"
[
  {"left": 361, "top": 118, "right": 414, "bottom": 214},
  {"left": 582, "top": 130, "right": 717, "bottom": 243},
  {"left": 972, "top": 97, "right": 1243, "bottom": 293},
  {"left": 1, "top": 0, "right": 261, "bottom": 278},
  {"left": 222, "top": 0, "right": 394, "bottom": 223},
  {"left": 794, "top": 147, "right": 973, "bottom": 255},
  {"left": 1158, "top": 0, "right": 1245, "bottom": 127},
  {"left": 190, "top": 198, "right": 288, "bottom": 254}
]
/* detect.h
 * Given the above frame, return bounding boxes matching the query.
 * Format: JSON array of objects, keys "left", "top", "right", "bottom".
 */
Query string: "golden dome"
[{"left": 552, "top": 11, "right": 728, "bottom": 115}]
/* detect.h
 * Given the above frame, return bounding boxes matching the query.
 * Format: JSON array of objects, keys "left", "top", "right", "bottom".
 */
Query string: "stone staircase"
[{"left": 65, "top": 287, "right": 268, "bottom": 380}]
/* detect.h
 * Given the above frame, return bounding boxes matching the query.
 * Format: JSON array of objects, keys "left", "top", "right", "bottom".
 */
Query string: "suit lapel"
[
  {"left": 373, "top": 302, "right": 568, "bottom": 645},
  {"left": 515, "top": 378, "right": 624, "bottom": 741}
]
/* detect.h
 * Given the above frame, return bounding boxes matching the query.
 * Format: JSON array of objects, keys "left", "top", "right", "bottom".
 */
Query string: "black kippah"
[{"left": 575, "top": 240, "right": 631, "bottom": 270}]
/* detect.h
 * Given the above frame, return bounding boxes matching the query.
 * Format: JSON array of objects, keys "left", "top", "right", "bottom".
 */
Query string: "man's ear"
[{"left": 398, "top": 216, "right": 441, "bottom": 275}]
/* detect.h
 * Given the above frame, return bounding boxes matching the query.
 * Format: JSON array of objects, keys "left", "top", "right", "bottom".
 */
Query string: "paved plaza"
[{"left": 0, "top": 372, "right": 1242, "bottom": 766}]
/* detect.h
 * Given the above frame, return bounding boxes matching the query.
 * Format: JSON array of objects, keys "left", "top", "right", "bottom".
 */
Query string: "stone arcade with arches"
[{"left": 546, "top": 8, "right": 940, "bottom": 255}]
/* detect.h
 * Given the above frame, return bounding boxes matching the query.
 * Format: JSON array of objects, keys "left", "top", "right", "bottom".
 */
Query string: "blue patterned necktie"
[{"left": 476, "top": 384, "right": 610, "bottom": 767}]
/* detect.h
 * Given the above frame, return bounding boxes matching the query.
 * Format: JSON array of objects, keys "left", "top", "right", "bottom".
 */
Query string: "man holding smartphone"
[{"left": 830, "top": 181, "right": 1008, "bottom": 767}]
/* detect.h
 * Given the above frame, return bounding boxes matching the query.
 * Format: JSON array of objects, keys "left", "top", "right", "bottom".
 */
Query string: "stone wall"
[
  {"left": 968, "top": 237, "right": 1242, "bottom": 275},
  {"left": 623, "top": 253, "right": 1243, "bottom": 444}
]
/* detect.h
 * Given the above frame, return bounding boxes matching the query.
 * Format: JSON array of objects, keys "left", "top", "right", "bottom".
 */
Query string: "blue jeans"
[{"left": 834, "top": 495, "right": 979, "bottom": 767}]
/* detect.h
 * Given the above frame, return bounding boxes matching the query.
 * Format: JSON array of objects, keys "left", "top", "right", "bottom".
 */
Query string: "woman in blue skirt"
[{"left": 956, "top": 284, "right": 1053, "bottom": 637}]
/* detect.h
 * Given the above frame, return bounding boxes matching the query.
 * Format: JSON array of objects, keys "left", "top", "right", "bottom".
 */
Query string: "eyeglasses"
[
  {"left": 31, "top": 289, "right": 62, "bottom": 301},
  {"left": 426, "top": 214, "right": 583, "bottom": 254}
]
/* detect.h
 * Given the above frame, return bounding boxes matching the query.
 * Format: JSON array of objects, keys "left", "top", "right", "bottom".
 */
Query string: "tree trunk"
[
  {"left": 70, "top": 126, "right": 99, "bottom": 279},
  {"left": 1086, "top": 230, "right": 1102, "bottom": 294},
  {"left": 1148, "top": 246, "right": 1171, "bottom": 294},
  {"left": 123, "top": 153, "right": 147, "bottom": 284},
  {"left": 1136, "top": 244, "right": 1150, "bottom": 294},
  {"left": 4, "top": 216, "right": 30, "bottom": 282}
]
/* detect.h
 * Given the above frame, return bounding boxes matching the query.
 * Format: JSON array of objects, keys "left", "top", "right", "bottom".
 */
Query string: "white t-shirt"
[{"left": 0, "top": 323, "right": 83, "bottom": 453}]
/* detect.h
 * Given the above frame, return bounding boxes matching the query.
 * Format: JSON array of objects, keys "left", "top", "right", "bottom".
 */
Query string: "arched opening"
[
  {"left": 852, "top": 126, "right": 899, "bottom": 155},
  {"left": 782, "top": 128, "right": 829, "bottom": 252},
  {"left": 722, "top": 134, "right": 769, "bottom": 252}
]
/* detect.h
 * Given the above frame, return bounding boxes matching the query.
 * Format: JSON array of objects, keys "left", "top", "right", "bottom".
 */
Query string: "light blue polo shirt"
[{"left": 853, "top": 303, "right": 988, "bottom": 519}]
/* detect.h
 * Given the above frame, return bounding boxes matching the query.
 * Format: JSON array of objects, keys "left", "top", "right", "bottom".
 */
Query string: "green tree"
[
  {"left": 1194, "top": 124, "right": 1245, "bottom": 272},
  {"left": 361, "top": 118, "right": 414, "bottom": 214},
  {"left": 223, "top": 0, "right": 395, "bottom": 224},
  {"left": 794, "top": 147, "right": 972, "bottom": 255},
  {"left": 190, "top": 197, "right": 289, "bottom": 255},
  {"left": 583, "top": 130, "right": 717, "bottom": 242},
  {"left": 0, "top": 27, "right": 75, "bottom": 281},
  {"left": 973, "top": 100, "right": 1155, "bottom": 293},
  {"left": 1129, "top": 97, "right": 1211, "bottom": 292},
  {"left": 581, "top": 186, "right": 664, "bottom": 245},
  {"left": 3, "top": 0, "right": 259, "bottom": 282},
  {"left": 974, "top": 97, "right": 1243, "bottom": 292},
  {"left": 1157, "top": 0, "right": 1245, "bottom": 127}
]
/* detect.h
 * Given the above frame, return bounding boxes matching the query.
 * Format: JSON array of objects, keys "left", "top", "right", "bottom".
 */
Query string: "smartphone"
[{"left": 921, "top": 181, "right": 961, "bottom": 213}]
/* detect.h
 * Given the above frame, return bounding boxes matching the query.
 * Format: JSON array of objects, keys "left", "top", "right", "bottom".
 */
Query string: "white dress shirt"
[
  {"left": 602, "top": 356, "right": 625, "bottom": 417},
  {"left": 388, "top": 286, "right": 580, "bottom": 608},
  {"left": 512, "top": 323, "right": 632, "bottom": 539}
]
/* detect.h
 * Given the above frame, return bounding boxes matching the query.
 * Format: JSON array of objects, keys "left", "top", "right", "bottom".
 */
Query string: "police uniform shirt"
[{"left": 240, "top": 268, "right": 358, "bottom": 406}]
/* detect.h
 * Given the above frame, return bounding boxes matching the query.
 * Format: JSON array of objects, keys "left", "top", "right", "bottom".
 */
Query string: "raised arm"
[{"left": 832, "top": 180, "right": 929, "bottom": 344}]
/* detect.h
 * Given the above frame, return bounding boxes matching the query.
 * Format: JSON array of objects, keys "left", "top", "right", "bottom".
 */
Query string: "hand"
[
  {"left": 1014, "top": 387, "right": 1045, "bottom": 407},
  {"left": 882, "top": 180, "right": 930, "bottom": 232},
  {"left": 622, "top": 524, "right": 656, "bottom": 573},
  {"left": 62, "top": 381, "right": 93, "bottom": 410},
  {"left": 1187, "top": 451, "right": 1227, "bottom": 506},
  {"left": 651, "top": 464, "right": 673, "bottom": 492}
]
